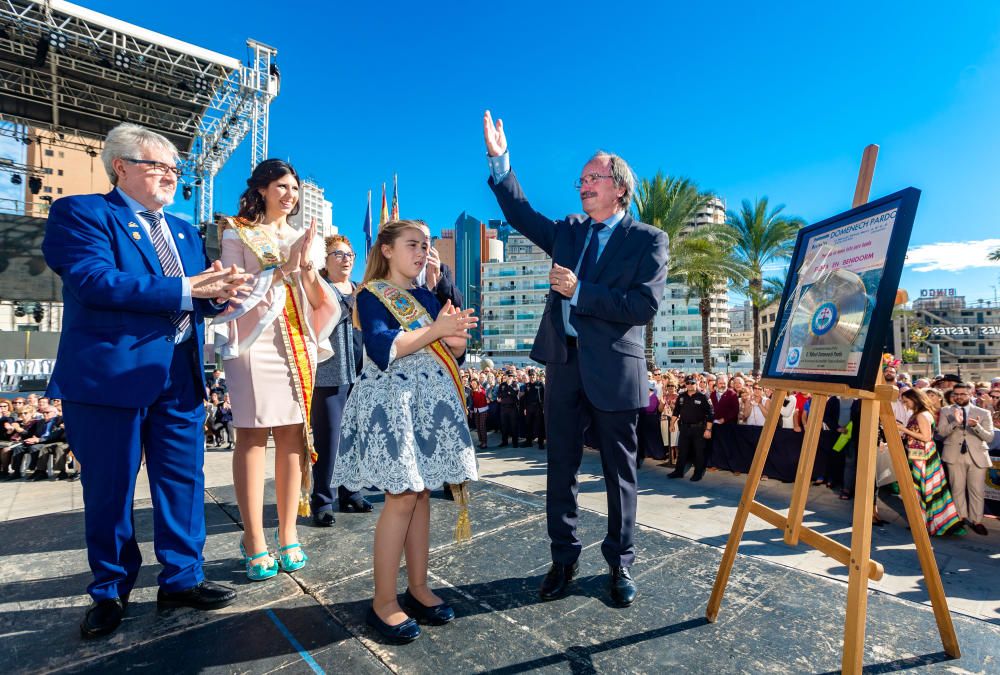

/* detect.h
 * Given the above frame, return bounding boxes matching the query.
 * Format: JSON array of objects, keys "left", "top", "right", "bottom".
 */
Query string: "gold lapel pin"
[
  {"left": 132, "top": 232, "right": 142, "bottom": 240},
  {"left": 128, "top": 221, "right": 139, "bottom": 228}
]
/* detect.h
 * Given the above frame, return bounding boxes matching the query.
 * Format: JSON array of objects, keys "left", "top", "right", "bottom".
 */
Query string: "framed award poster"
[{"left": 763, "top": 187, "right": 921, "bottom": 391}]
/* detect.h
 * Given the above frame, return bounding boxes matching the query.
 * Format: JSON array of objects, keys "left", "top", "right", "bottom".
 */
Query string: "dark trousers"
[
  {"left": 545, "top": 347, "right": 639, "bottom": 568},
  {"left": 675, "top": 424, "right": 707, "bottom": 477},
  {"left": 210, "top": 421, "right": 234, "bottom": 445},
  {"left": 524, "top": 404, "right": 544, "bottom": 446},
  {"left": 62, "top": 338, "right": 206, "bottom": 602},
  {"left": 474, "top": 411, "right": 488, "bottom": 447},
  {"left": 311, "top": 385, "right": 356, "bottom": 512},
  {"left": 499, "top": 405, "right": 518, "bottom": 444},
  {"left": 31, "top": 441, "right": 71, "bottom": 475},
  {"left": 638, "top": 412, "right": 665, "bottom": 462}
]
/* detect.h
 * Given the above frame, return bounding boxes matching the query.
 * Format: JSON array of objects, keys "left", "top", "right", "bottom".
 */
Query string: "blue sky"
[{"left": 11, "top": 1, "right": 1000, "bottom": 302}]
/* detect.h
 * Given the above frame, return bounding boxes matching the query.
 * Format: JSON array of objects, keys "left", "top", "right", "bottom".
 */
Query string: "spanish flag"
[{"left": 379, "top": 182, "right": 389, "bottom": 226}]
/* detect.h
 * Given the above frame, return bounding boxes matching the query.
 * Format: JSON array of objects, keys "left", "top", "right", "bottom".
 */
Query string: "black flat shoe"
[
  {"left": 609, "top": 566, "right": 637, "bottom": 607},
  {"left": 80, "top": 596, "right": 127, "bottom": 638},
  {"left": 312, "top": 510, "right": 336, "bottom": 527},
  {"left": 366, "top": 606, "right": 421, "bottom": 643},
  {"left": 539, "top": 561, "right": 578, "bottom": 601},
  {"left": 339, "top": 497, "right": 374, "bottom": 513},
  {"left": 402, "top": 589, "right": 455, "bottom": 625},
  {"left": 157, "top": 580, "right": 236, "bottom": 611}
]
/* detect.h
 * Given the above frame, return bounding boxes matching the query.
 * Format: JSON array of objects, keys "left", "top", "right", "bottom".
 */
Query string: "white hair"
[{"left": 101, "top": 123, "right": 179, "bottom": 185}]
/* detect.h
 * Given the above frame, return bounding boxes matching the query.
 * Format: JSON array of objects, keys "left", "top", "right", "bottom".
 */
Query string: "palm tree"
[
  {"left": 989, "top": 247, "right": 1000, "bottom": 262},
  {"left": 726, "top": 198, "right": 805, "bottom": 373},
  {"left": 675, "top": 231, "right": 746, "bottom": 370},
  {"left": 633, "top": 172, "right": 715, "bottom": 367}
]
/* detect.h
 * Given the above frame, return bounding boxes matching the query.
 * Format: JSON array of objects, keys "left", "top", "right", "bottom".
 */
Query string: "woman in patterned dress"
[{"left": 897, "top": 388, "right": 966, "bottom": 536}]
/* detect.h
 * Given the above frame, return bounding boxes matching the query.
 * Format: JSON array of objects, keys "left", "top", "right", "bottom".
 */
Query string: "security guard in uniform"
[
  {"left": 668, "top": 375, "right": 713, "bottom": 481},
  {"left": 497, "top": 372, "right": 520, "bottom": 447}
]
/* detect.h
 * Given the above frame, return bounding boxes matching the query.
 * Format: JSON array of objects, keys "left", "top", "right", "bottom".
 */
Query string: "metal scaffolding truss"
[{"left": 0, "top": 0, "right": 278, "bottom": 224}]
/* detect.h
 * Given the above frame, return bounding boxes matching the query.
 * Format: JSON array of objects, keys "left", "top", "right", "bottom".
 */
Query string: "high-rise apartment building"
[
  {"left": 650, "top": 197, "right": 731, "bottom": 370},
  {"left": 23, "top": 128, "right": 112, "bottom": 218},
  {"left": 481, "top": 232, "right": 549, "bottom": 365}
]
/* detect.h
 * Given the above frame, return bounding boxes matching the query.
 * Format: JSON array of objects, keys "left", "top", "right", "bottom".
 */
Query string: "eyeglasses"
[
  {"left": 574, "top": 173, "right": 613, "bottom": 189},
  {"left": 328, "top": 250, "right": 355, "bottom": 261},
  {"left": 123, "top": 158, "right": 183, "bottom": 177}
]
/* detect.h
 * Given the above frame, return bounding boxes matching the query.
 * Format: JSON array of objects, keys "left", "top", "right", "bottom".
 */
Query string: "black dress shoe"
[
  {"left": 366, "top": 606, "right": 421, "bottom": 643},
  {"left": 539, "top": 561, "right": 578, "bottom": 601},
  {"left": 609, "top": 566, "right": 637, "bottom": 607},
  {"left": 969, "top": 522, "right": 988, "bottom": 536},
  {"left": 667, "top": 471, "right": 684, "bottom": 479},
  {"left": 339, "top": 496, "right": 374, "bottom": 513},
  {"left": 690, "top": 472, "right": 704, "bottom": 482},
  {"left": 402, "top": 589, "right": 455, "bottom": 625},
  {"left": 157, "top": 580, "right": 237, "bottom": 610},
  {"left": 312, "top": 510, "right": 336, "bottom": 527},
  {"left": 80, "top": 596, "right": 127, "bottom": 638},
  {"left": 30, "top": 471, "right": 48, "bottom": 481}
]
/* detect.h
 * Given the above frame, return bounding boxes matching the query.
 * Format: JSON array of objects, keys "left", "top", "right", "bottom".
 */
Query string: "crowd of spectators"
[{"left": 0, "top": 393, "right": 75, "bottom": 481}]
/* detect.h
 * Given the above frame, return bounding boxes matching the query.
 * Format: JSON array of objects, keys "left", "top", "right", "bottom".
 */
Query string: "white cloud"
[{"left": 905, "top": 239, "right": 1000, "bottom": 272}]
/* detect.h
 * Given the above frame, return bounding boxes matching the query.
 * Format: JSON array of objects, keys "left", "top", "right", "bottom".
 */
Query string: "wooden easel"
[{"left": 705, "top": 145, "right": 960, "bottom": 674}]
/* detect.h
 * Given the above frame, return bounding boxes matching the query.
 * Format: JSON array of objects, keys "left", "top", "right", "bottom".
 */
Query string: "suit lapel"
[
  {"left": 591, "top": 214, "right": 633, "bottom": 280},
  {"left": 106, "top": 191, "right": 161, "bottom": 274}
]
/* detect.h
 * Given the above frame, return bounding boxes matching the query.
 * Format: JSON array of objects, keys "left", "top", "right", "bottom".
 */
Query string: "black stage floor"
[{"left": 2, "top": 480, "right": 998, "bottom": 674}]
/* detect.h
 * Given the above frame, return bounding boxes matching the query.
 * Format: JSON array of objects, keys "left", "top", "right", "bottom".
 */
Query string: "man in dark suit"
[
  {"left": 42, "top": 123, "right": 251, "bottom": 638},
  {"left": 422, "top": 240, "right": 464, "bottom": 308},
  {"left": 483, "top": 111, "right": 669, "bottom": 606}
]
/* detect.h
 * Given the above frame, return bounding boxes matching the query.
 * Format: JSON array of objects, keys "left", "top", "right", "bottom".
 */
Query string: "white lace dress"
[{"left": 333, "top": 287, "right": 478, "bottom": 494}]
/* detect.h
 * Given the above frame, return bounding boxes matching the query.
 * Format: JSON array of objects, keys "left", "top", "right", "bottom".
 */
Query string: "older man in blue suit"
[
  {"left": 483, "top": 111, "right": 669, "bottom": 607},
  {"left": 42, "top": 123, "right": 252, "bottom": 638}
]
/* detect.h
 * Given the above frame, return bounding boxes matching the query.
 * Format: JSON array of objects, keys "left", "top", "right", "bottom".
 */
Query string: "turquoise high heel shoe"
[
  {"left": 274, "top": 528, "right": 308, "bottom": 573},
  {"left": 240, "top": 538, "right": 278, "bottom": 581}
]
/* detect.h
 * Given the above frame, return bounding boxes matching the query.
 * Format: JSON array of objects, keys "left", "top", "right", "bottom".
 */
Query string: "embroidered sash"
[
  {"left": 228, "top": 217, "right": 287, "bottom": 270},
  {"left": 363, "top": 279, "right": 464, "bottom": 409},
  {"left": 276, "top": 277, "right": 318, "bottom": 517}
]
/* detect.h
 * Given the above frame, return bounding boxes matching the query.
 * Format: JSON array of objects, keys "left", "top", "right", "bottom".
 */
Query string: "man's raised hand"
[{"left": 483, "top": 110, "right": 507, "bottom": 157}]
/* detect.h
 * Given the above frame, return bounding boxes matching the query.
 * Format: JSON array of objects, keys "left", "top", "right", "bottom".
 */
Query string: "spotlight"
[
  {"left": 113, "top": 50, "right": 131, "bottom": 70},
  {"left": 32, "top": 35, "right": 50, "bottom": 67},
  {"left": 86, "top": 147, "right": 97, "bottom": 157},
  {"left": 48, "top": 31, "right": 67, "bottom": 51},
  {"left": 195, "top": 178, "right": 203, "bottom": 186},
  {"left": 33, "top": 305, "right": 44, "bottom": 323},
  {"left": 182, "top": 185, "right": 193, "bottom": 200},
  {"left": 229, "top": 115, "right": 239, "bottom": 125},
  {"left": 10, "top": 174, "right": 21, "bottom": 185},
  {"left": 28, "top": 176, "right": 42, "bottom": 195},
  {"left": 14, "top": 302, "right": 25, "bottom": 318},
  {"left": 194, "top": 76, "right": 208, "bottom": 93}
]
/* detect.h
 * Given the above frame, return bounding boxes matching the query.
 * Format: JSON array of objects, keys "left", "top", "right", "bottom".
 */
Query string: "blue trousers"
[
  {"left": 62, "top": 339, "right": 206, "bottom": 602},
  {"left": 545, "top": 346, "right": 640, "bottom": 568},
  {"left": 310, "top": 385, "right": 357, "bottom": 512}
]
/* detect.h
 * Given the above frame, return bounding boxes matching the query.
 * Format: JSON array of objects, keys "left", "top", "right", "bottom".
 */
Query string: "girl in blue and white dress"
[{"left": 333, "top": 219, "right": 479, "bottom": 644}]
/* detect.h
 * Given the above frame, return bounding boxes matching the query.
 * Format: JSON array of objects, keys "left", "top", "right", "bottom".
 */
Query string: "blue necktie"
[
  {"left": 577, "top": 221, "right": 606, "bottom": 282},
  {"left": 140, "top": 210, "right": 191, "bottom": 338}
]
